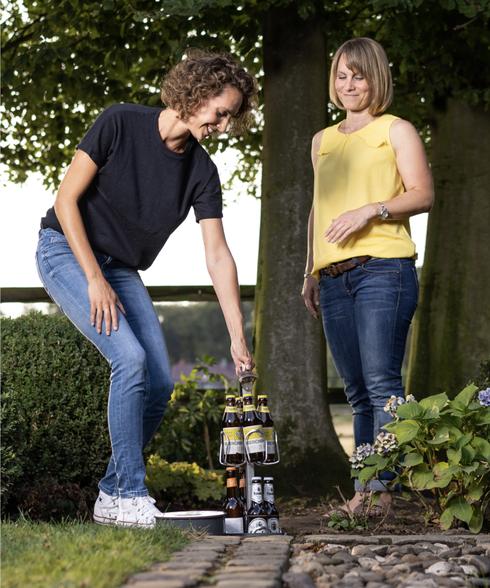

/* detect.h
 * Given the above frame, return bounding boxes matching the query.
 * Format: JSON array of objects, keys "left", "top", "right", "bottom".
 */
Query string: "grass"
[{"left": 1, "top": 518, "right": 189, "bottom": 588}]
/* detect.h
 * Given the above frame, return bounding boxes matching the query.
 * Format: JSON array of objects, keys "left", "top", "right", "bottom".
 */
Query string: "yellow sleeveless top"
[{"left": 312, "top": 114, "right": 415, "bottom": 278}]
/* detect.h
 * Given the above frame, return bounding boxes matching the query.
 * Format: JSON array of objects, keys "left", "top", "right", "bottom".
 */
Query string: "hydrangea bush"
[{"left": 351, "top": 384, "right": 490, "bottom": 533}]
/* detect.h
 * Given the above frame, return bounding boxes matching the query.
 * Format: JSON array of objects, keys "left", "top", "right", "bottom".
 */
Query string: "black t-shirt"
[{"left": 41, "top": 104, "right": 223, "bottom": 270}]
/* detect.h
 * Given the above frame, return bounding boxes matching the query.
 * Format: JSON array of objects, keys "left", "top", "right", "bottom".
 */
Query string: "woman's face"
[
  {"left": 186, "top": 85, "right": 243, "bottom": 141},
  {"left": 334, "top": 53, "right": 370, "bottom": 113}
]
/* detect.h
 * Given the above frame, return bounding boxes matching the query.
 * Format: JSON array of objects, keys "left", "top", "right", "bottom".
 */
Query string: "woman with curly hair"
[{"left": 36, "top": 51, "right": 257, "bottom": 528}]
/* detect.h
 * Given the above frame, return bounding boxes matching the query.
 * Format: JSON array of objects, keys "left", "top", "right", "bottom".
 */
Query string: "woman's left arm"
[
  {"left": 325, "top": 119, "right": 434, "bottom": 243},
  {"left": 200, "top": 218, "right": 253, "bottom": 373},
  {"left": 383, "top": 119, "right": 434, "bottom": 219}
]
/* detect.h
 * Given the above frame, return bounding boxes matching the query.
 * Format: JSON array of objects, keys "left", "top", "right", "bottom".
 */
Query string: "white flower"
[
  {"left": 373, "top": 432, "right": 398, "bottom": 455},
  {"left": 349, "top": 443, "right": 375, "bottom": 469}
]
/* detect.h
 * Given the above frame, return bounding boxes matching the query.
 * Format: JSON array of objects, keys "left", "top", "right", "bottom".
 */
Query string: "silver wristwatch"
[{"left": 378, "top": 202, "right": 389, "bottom": 220}]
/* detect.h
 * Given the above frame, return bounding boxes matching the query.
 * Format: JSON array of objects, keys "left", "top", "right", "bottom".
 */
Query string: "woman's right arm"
[
  {"left": 54, "top": 149, "right": 125, "bottom": 335},
  {"left": 301, "top": 130, "right": 323, "bottom": 319}
]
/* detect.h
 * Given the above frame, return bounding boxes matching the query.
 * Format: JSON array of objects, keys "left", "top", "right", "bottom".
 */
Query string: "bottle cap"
[
  {"left": 226, "top": 467, "right": 237, "bottom": 472},
  {"left": 251, "top": 476, "right": 262, "bottom": 482},
  {"left": 257, "top": 394, "right": 268, "bottom": 398}
]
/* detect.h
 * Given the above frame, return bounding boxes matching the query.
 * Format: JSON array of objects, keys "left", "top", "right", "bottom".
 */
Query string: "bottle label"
[
  {"left": 224, "top": 407, "right": 238, "bottom": 413},
  {"left": 264, "top": 487, "right": 275, "bottom": 504},
  {"left": 243, "top": 425, "right": 265, "bottom": 454},
  {"left": 267, "top": 517, "right": 280, "bottom": 533},
  {"left": 223, "top": 427, "right": 244, "bottom": 455},
  {"left": 251, "top": 484, "right": 263, "bottom": 503},
  {"left": 247, "top": 517, "right": 268, "bottom": 534},
  {"left": 262, "top": 427, "right": 276, "bottom": 456},
  {"left": 225, "top": 516, "right": 244, "bottom": 534},
  {"left": 258, "top": 407, "right": 270, "bottom": 413}
]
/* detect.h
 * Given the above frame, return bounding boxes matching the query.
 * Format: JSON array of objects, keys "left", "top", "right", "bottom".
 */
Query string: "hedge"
[{"left": 1, "top": 312, "right": 226, "bottom": 519}]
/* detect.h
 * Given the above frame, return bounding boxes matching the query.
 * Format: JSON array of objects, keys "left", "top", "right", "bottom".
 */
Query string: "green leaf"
[
  {"left": 468, "top": 507, "right": 484, "bottom": 533},
  {"left": 475, "top": 411, "right": 490, "bottom": 425},
  {"left": 419, "top": 392, "right": 449, "bottom": 412},
  {"left": 363, "top": 454, "right": 389, "bottom": 468},
  {"left": 451, "top": 384, "right": 478, "bottom": 410},
  {"left": 466, "top": 484, "right": 484, "bottom": 502},
  {"left": 410, "top": 465, "right": 435, "bottom": 490},
  {"left": 462, "top": 444, "right": 477, "bottom": 464},
  {"left": 471, "top": 436, "right": 490, "bottom": 461},
  {"left": 455, "top": 433, "right": 473, "bottom": 449},
  {"left": 447, "top": 447, "right": 462, "bottom": 464},
  {"left": 446, "top": 496, "right": 473, "bottom": 524},
  {"left": 433, "top": 461, "right": 449, "bottom": 475},
  {"left": 440, "top": 508, "right": 454, "bottom": 530},
  {"left": 402, "top": 452, "right": 424, "bottom": 467},
  {"left": 427, "top": 426, "right": 450, "bottom": 445},
  {"left": 358, "top": 465, "right": 379, "bottom": 484},
  {"left": 388, "top": 420, "right": 421, "bottom": 444},
  {"left": 396, "top": 402, "right": 423, "bottom": 419}
]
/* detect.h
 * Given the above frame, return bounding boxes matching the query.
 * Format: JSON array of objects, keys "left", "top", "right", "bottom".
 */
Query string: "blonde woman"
[
  {"left": 36, "top": 52, "right": 257, "bottom": 528},
  {"left": 302, "top": 38, "right": 434, "bottom": 515}
]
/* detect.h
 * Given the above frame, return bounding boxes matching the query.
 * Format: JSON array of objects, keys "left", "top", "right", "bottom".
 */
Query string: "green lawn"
[{"left": 1, "top": 518, "right": 189, "bottom": 588}]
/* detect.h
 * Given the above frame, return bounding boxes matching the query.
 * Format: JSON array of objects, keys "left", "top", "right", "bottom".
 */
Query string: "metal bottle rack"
[{"left": 219, "top": 370, "right": 280, "bottom": 511}]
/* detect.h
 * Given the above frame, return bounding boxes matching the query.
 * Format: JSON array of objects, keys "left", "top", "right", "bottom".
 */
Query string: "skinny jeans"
[
  {"left": 35, "top": 228, "right": 173, "bottom": 498},
  {"left": 319, "top": 257, "right": 418, "bottom": 492}
]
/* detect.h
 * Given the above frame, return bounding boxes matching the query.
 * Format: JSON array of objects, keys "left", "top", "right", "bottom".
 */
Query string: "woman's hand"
[
  {"left": 324, "top": 203, "right": 377, "bottom": 244},
  {"left": 88, "top": 275, "right": 126, "bottom": 335},
  {"left": 302, "top": 275, "right": 320, "bottom": 318},
  {"left": 230, "top": 337, "right": 254, "bottom": 375}
]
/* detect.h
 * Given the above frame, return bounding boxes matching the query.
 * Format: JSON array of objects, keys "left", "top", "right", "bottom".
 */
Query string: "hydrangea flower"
[
  {"left": 384, "top": 394, "right": 416, "bottom": 417},
  {"left": 349, "top": 443, "right": 375, "bottom": 469},
  {"left": 373, "top": 431, "right": 398, "bottom": 455},
  {"left": 478, "top": 388, "right": 490, "bottom": 407}
]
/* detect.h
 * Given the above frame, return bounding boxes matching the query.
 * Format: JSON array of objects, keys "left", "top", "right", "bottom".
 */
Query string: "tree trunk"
[
  {"left": 254, "top": 6, "right": 350, "bottom": 496},
  {"left": 407, "top": 99, "right": 490, "bottom": 397}
]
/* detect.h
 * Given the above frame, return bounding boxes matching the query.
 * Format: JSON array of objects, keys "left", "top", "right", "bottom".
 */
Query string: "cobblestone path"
[{"left": 121, "top": 533, "right": 490, "bottom": 588}]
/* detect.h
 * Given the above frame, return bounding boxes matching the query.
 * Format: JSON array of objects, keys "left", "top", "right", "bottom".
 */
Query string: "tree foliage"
[{"left": 2, "top": 0, "right": 488, "bottom": 187}]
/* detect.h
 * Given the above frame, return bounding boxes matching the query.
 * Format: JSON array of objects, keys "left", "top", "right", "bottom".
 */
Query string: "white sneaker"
[
  {"left": 117, "top": 496, "right": 158, "bottom": 528},
  {"left": 144, "top": 495, "right": 165, "bottom": 518},
  {"left": 93, "top": 490, "right": 118, "bottom": 526}
]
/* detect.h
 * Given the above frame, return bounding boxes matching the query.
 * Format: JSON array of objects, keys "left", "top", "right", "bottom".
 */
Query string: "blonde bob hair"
[{"left": 329, "top": 37, "right": 393, "bottom": 116}]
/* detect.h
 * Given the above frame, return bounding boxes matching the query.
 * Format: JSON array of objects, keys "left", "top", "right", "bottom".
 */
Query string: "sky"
[{"left": 0, "top": 149, "right": 428, "bottom": 317}]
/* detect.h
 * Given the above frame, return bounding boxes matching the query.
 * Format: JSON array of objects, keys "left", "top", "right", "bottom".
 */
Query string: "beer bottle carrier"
[{"left": 219, "top": 373, "right": 280, "bottom": 467}]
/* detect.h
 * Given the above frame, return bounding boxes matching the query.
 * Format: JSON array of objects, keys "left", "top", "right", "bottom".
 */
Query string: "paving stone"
[
  {"left": 149, "top": 561, "right": 213, "bottom": 573},
  {"left": 179, "top": 543, "right": 227, "bottom": 553},
  {"left": 213, "top": 570, "right": 282, "bottom": 582},
  {"left": 223, "top": 564, "right": 282, "bottom": 573},
  {"left": 282, "top": 571, "right": 316, "bottom": 588},
  {"left": 121, "top": 582, "right": 189, "bottom": 588},
  {"left": 215, "top": 581, "right": 280, "bottom": 588},
  {"left": 128, "top": 571, "right": 200, "bottom": 585},
  {"left": 302, "top": 535, "right": 386, "bottom": 545}
]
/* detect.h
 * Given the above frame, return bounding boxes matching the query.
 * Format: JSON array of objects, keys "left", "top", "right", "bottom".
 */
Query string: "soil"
[{"left": 277, "top": 494, "right": 480, "bottom": 537}]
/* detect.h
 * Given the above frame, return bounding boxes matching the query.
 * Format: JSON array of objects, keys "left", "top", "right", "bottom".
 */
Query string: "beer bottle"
[
  {"left": 221, "top": 394, "right": 245, "bottom": 464},
  {"left": 246, "top": 477, "right": 268, "bottom": 534},
  {"left": 257, "top": 394, "right": 277, "bottom": 463},
  {"left": 224, "top": 468, "right": 244, "bottom": 534},
  {"left": 238, "top": 468, "right": 247, "bottom": 508},
  {"left": 242, "top": 392, "right": 265, "bottom": 463},
  {"left": 263, "top": 477, "right": 280, "bottom": 534},
  {"left": 236, "top": 396, "right": 244, "bottom": 423}
]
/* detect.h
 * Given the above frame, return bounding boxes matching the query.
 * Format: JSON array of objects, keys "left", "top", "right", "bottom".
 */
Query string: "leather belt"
[{"left": 319, "top": 256, "right": 372, "bottom": 278}]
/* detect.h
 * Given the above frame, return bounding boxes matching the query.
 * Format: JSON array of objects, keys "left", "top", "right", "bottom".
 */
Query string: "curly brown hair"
[{"left": 160, "top": 49, "right": 258, "bottom": 135}]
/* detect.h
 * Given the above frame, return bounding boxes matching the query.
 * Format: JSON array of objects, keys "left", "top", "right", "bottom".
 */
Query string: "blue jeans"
[
  {"left": 36, "top": 228, "right": 174, "bottom": 498},
  {"left": 319, "top": 257, "right": 418, "bottom": 491}
]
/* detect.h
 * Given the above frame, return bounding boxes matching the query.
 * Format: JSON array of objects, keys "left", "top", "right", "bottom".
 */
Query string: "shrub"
[
  {"left": 1, "top": 314, "right": 229, "bottom": 519},
  {"left": 147, "top": 359, "right": 232, "bottom": 469},
  {"left": 146, "top": 456, "right": 224, "bottom": 508},
  {"left": 1, "top": 312, "right": 110, "bottom": 518},
  {"left": 351, "top": 384, "right": 490, "bottom": 533}
]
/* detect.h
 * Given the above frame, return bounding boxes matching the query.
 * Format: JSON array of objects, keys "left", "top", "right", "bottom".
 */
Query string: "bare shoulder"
[
  {"left": 390, "top": 118, "right": 423, "bottom": 151},
  {"left": 312, "top": 128, "right": 325, "bottom": 150},
  {"left": 311, "top": 128, "right": 325, "bottom": 169}
]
